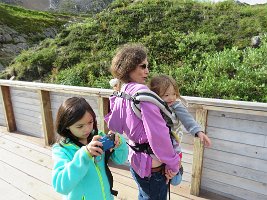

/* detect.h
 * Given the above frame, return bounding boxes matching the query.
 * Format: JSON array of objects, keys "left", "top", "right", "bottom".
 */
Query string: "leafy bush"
[{"left": 1, "top": 0, "right": 267, "bottom": 102}]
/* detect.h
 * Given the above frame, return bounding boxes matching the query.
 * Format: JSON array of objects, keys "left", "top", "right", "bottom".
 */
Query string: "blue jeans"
[{"left": 130, "top": 166, "right": 168, "bottom": 200}]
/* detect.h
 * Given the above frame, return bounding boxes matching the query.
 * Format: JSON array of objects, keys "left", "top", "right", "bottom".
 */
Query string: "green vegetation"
[
  {"left": 1, "top": 0, "right": 267, "bottom": 102},
  {"left": 0, "top": 3, "right": 75, "bottom": 42}
]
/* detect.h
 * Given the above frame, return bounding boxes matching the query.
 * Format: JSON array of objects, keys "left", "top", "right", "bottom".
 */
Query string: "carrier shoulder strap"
[{"left": 113, "top": 89, "right": 173, "bottom": 120}]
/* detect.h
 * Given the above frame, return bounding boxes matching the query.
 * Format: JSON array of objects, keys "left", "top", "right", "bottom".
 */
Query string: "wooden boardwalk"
[{"left": 0, "top": 126, "right": 229, "bottom": 200}]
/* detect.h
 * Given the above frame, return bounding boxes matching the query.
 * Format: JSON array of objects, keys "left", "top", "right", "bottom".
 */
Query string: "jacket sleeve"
[
  {"left": 140, "top": 101, "right": 180, "bottom": 173},
  {"left": 171, "top": 101, "right": 202, "bottom": 136},
  {"left": 104, "top": 95, "right": 123, "bottom": 134},
  {"left": 110, "top": 134, "right": 128, "bottom": 164},
  {"left": 52, "top": 144, "right": 93, "bottom": 195}
]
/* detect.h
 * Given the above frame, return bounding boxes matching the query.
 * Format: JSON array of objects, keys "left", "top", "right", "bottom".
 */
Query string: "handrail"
[{"left": 0, "top": 79, "right": 267, "bottom": 197}]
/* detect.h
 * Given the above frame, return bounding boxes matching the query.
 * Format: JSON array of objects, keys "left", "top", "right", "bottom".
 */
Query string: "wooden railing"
[{"left": 0, "top": 79, "right": 266, "bottom": 200}]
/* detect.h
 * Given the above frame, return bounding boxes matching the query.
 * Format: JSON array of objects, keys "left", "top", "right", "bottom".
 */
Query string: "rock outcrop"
[{"left": 0, "top": 25, "right": 57, "bottom": 69}]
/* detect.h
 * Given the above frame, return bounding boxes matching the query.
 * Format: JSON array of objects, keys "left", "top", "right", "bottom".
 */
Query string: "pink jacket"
[{"left": 105, "top": 82, "right": 180, "bottom": 178}]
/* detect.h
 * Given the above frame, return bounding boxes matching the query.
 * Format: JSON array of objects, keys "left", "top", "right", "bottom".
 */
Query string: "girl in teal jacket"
[{"left": 52, "top": 97, "right": 128, "bottom": 200}]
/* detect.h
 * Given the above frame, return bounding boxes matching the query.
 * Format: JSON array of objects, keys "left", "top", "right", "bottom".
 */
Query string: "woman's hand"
[
  {"left": 197, "top": 131, "right": 212, "bottom": 147},
  {"left": 113, "top": 132, "right": 121, "bottom": 148},
  {"left": 165, "top": 169, "right": 177, "bottom": 184},
  {"left": 85, "top": 135, "right": 103, "bottom": 157}
]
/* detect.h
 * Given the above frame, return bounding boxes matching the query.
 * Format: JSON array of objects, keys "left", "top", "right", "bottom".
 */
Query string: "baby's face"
[
  {"left": 161, "top": 85, "right": 177, "bottom": 106},
  {"left": 113, "top": 84, "right": 120, "bottom": 91}
]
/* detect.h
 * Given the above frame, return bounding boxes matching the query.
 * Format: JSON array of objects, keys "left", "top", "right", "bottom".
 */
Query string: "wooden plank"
[
  {"left": 38, "top": 90, "right": 55, "bottom": 145},
  {"left": 11, "top": 95, "right": 40, "bottom": 105},
  {"left": 203, "top": 158, "right": 267, "bottom": 184},
  {"left": 202, "top": 169, "right": 267, "bottom": 195},
  {"left": 204, "top": 149, "right": 267, "bottom": 173},
  {"left": 13, "top": 102, "right": 41, "bottom": 112},
  {"left": 2, "top": 133, "right": 51, "bottom": 155},
  {"left": 209, "top": 138, "right": 267, "bottom": 160},
  {"left": 0, "top": 103, "right": 5, "bottom": 125},
  {"left": 207, "top": 127, "right": 266, "bottom": 147},
  {"left": 0, "top": 136, "right": 52, "bottom": 169},
  {"left": 208, "top": 110, "right": 267, "bottom": 123},
  {"left": 201, "top": 178, "right": 267, "bottom": 200},
  {"left": 12, "top": 107, "right": 41, "bottom": 118},
  {"left": 202, "top": 105, "right": 267, "bottom": 117},
  {"left": 98, "top": 97, "right": 109, "bottom": 133},
  {"left": 1, "top": 80, "right": 267, "bottom": 112},
  {"left": 190, "top": 109, "right": 207, "bottom": 196},
  {"left": 181, "top": 143, "right": 194, "bottom": 156},
  {"left": 15, "top": 120, "right": 43, "bottom": 137},
  {"left": 0, "top": 178, "right": 34, "bottom": 200},
  {"left": 0, "top": 79, "right": 112, "bottom": 97},
  {"left": 0, "top": 86, "right": 16, "bottom": 132},
  {"left": 207, "top": 114, "right": 267, "bottom": 135},
  {"left": 185, "top": 96, "right": 267, "bottom": 113},
  {"left": 0, "top": 147, "right": 52, "bottom": 184},
  {"left": 11, "top": 111, "right": 42, "bottom": 124},
  {"left": 10, "top": 87, "right": 37, "bottom": 98},
  {"left": 182, "top": 133, "right": 194, "bottom": 145},
  {"left": 0, "top": 161, "right": 61, "bottom": 200}
]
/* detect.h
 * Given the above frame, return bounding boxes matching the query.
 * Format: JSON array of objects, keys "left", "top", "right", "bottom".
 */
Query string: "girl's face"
[
  {"left": 129, "top": 59, "right": 149, "bottom": 84},
  {"left": 161, "top": 85, "right": 177, "bottom": 106},
  {"left": 68, "top": 111, "right": 94, "bottom": 144}
]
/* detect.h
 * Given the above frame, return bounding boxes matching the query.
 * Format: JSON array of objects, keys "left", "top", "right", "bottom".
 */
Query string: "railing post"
[
  {"left": 0, "top": 86, "right": 16, "bottom": 132},
  {"left": 38, "top": 90, "right": 55, "bottom": 146},
  {"left": 190, "top": 108, "right": 208, "bottom": 196},
  {"left": 98, "top": 96, "right": 109, "bottom": 133}
]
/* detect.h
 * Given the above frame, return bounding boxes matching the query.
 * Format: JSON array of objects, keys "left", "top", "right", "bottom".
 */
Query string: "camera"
[{"left": 99, "top": 133, "right": 115, "bottom": 151}]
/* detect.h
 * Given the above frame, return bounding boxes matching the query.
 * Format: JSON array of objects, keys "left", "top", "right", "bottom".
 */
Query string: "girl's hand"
[
  {"left": 86, "top": 135, "right": 103, "bottom": 157},
  {"left": 197, "top": 132, "right": 212, "bottom": 147},
  {"left": 165, "top": 169, "right": 177, "bottom": 184},
  {"left": 107, "top": 131, "right": 120, "bottom": 151}
]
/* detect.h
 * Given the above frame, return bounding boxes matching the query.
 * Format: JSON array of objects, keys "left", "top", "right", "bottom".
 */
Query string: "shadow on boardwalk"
[{"left": 0, "top": 127, "right": 230, "bottom": 200}]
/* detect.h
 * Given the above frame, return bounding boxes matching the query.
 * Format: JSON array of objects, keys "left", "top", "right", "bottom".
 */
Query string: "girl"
[
  {"left": 52, "top": 97, "right": 128, "bottom": 200},
  {"left": 149, "top": 74, "right": 211, "bottom": 185}
]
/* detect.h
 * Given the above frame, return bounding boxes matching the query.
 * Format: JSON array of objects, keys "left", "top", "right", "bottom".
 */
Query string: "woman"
[{"left": 105, "top": 44, "right": 179, "bottom": 200}]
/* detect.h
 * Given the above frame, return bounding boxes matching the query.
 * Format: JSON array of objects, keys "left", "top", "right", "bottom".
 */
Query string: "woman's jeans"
[{"left": 130, "top": 166, "right": 168, "bottom": 200}]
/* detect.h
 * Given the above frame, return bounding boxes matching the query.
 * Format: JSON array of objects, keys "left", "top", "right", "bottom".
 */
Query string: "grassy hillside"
[
  {"left": 0, "top": 3, "right": 77, "bottom": 42},
  {"left": 1, "top": 0, "right": 267, "bottom": 102}
]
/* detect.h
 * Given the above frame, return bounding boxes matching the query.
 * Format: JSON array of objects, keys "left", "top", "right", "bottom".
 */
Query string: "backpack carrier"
[
  {"left": 112, "top": 89, "right": 185, "bottom": 155},
  {"left": 113, "top": 89, "right": 186, "bottom": 199}
]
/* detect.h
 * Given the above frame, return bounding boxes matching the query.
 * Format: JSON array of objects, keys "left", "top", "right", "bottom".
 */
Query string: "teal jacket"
[{"left": 52, "top": 131, "right": 128, "bottom": 200}]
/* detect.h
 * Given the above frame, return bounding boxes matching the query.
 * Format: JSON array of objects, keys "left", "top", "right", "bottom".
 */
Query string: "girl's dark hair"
[
  {"left": 55, "top": 97, "right": 98, "bottom": 144},
  {"left": 149, "top": 74, "right": 180, "bottom": 98},
  {"left": 111, "top": 43, "right": 148, "bottom": 83}
]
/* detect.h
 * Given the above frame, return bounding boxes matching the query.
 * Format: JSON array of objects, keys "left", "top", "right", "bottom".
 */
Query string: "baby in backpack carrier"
[{"left": 149, "top": 74, "right": 212, "bottom": 185}]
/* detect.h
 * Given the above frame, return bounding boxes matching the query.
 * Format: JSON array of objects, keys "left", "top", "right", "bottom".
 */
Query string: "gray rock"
[
  {"left": 251, "top": 36, "right": 261, "bottom": 48},
  {"left": 13, "top": 36, "right": 27, "bottom": 43},
  {"left": 2, "top": 33, "right": 13, "bottom": 42},
  {"left": 0, "top": 62, "right": 4, "bottom": 71}
]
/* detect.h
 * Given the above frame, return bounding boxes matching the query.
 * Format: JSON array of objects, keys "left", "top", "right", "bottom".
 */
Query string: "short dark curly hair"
[{"left": 111, "top": 43, "right": 148, "bottom": 83}]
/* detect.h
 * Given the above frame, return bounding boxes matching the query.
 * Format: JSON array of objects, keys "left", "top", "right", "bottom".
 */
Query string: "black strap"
[
  {"left": 69, "top": 137, "right": 118, "bottom": 196},
  {"left": 126, "top": 142, "right": 154, "bottom": 155},
  {"left": 104, "top": 149, "right": 118, "bottom": 196},
  {"left": 168, "top": 180, "right": 171, "bottom": 200}
]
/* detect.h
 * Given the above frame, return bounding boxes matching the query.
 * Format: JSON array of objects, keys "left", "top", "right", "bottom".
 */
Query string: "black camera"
[{"left": 99, "top": 133, "right": 115, "bottom": 151}]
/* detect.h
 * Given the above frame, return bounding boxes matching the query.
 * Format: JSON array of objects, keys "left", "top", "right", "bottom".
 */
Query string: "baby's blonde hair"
[{"left": 149, "top": 74, "right": 180, "bottom": 98}]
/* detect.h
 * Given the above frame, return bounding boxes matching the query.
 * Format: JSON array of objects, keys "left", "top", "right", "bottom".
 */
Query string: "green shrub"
[{"left": 2, "top": 0, "right": 267, "bottom": 102}]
